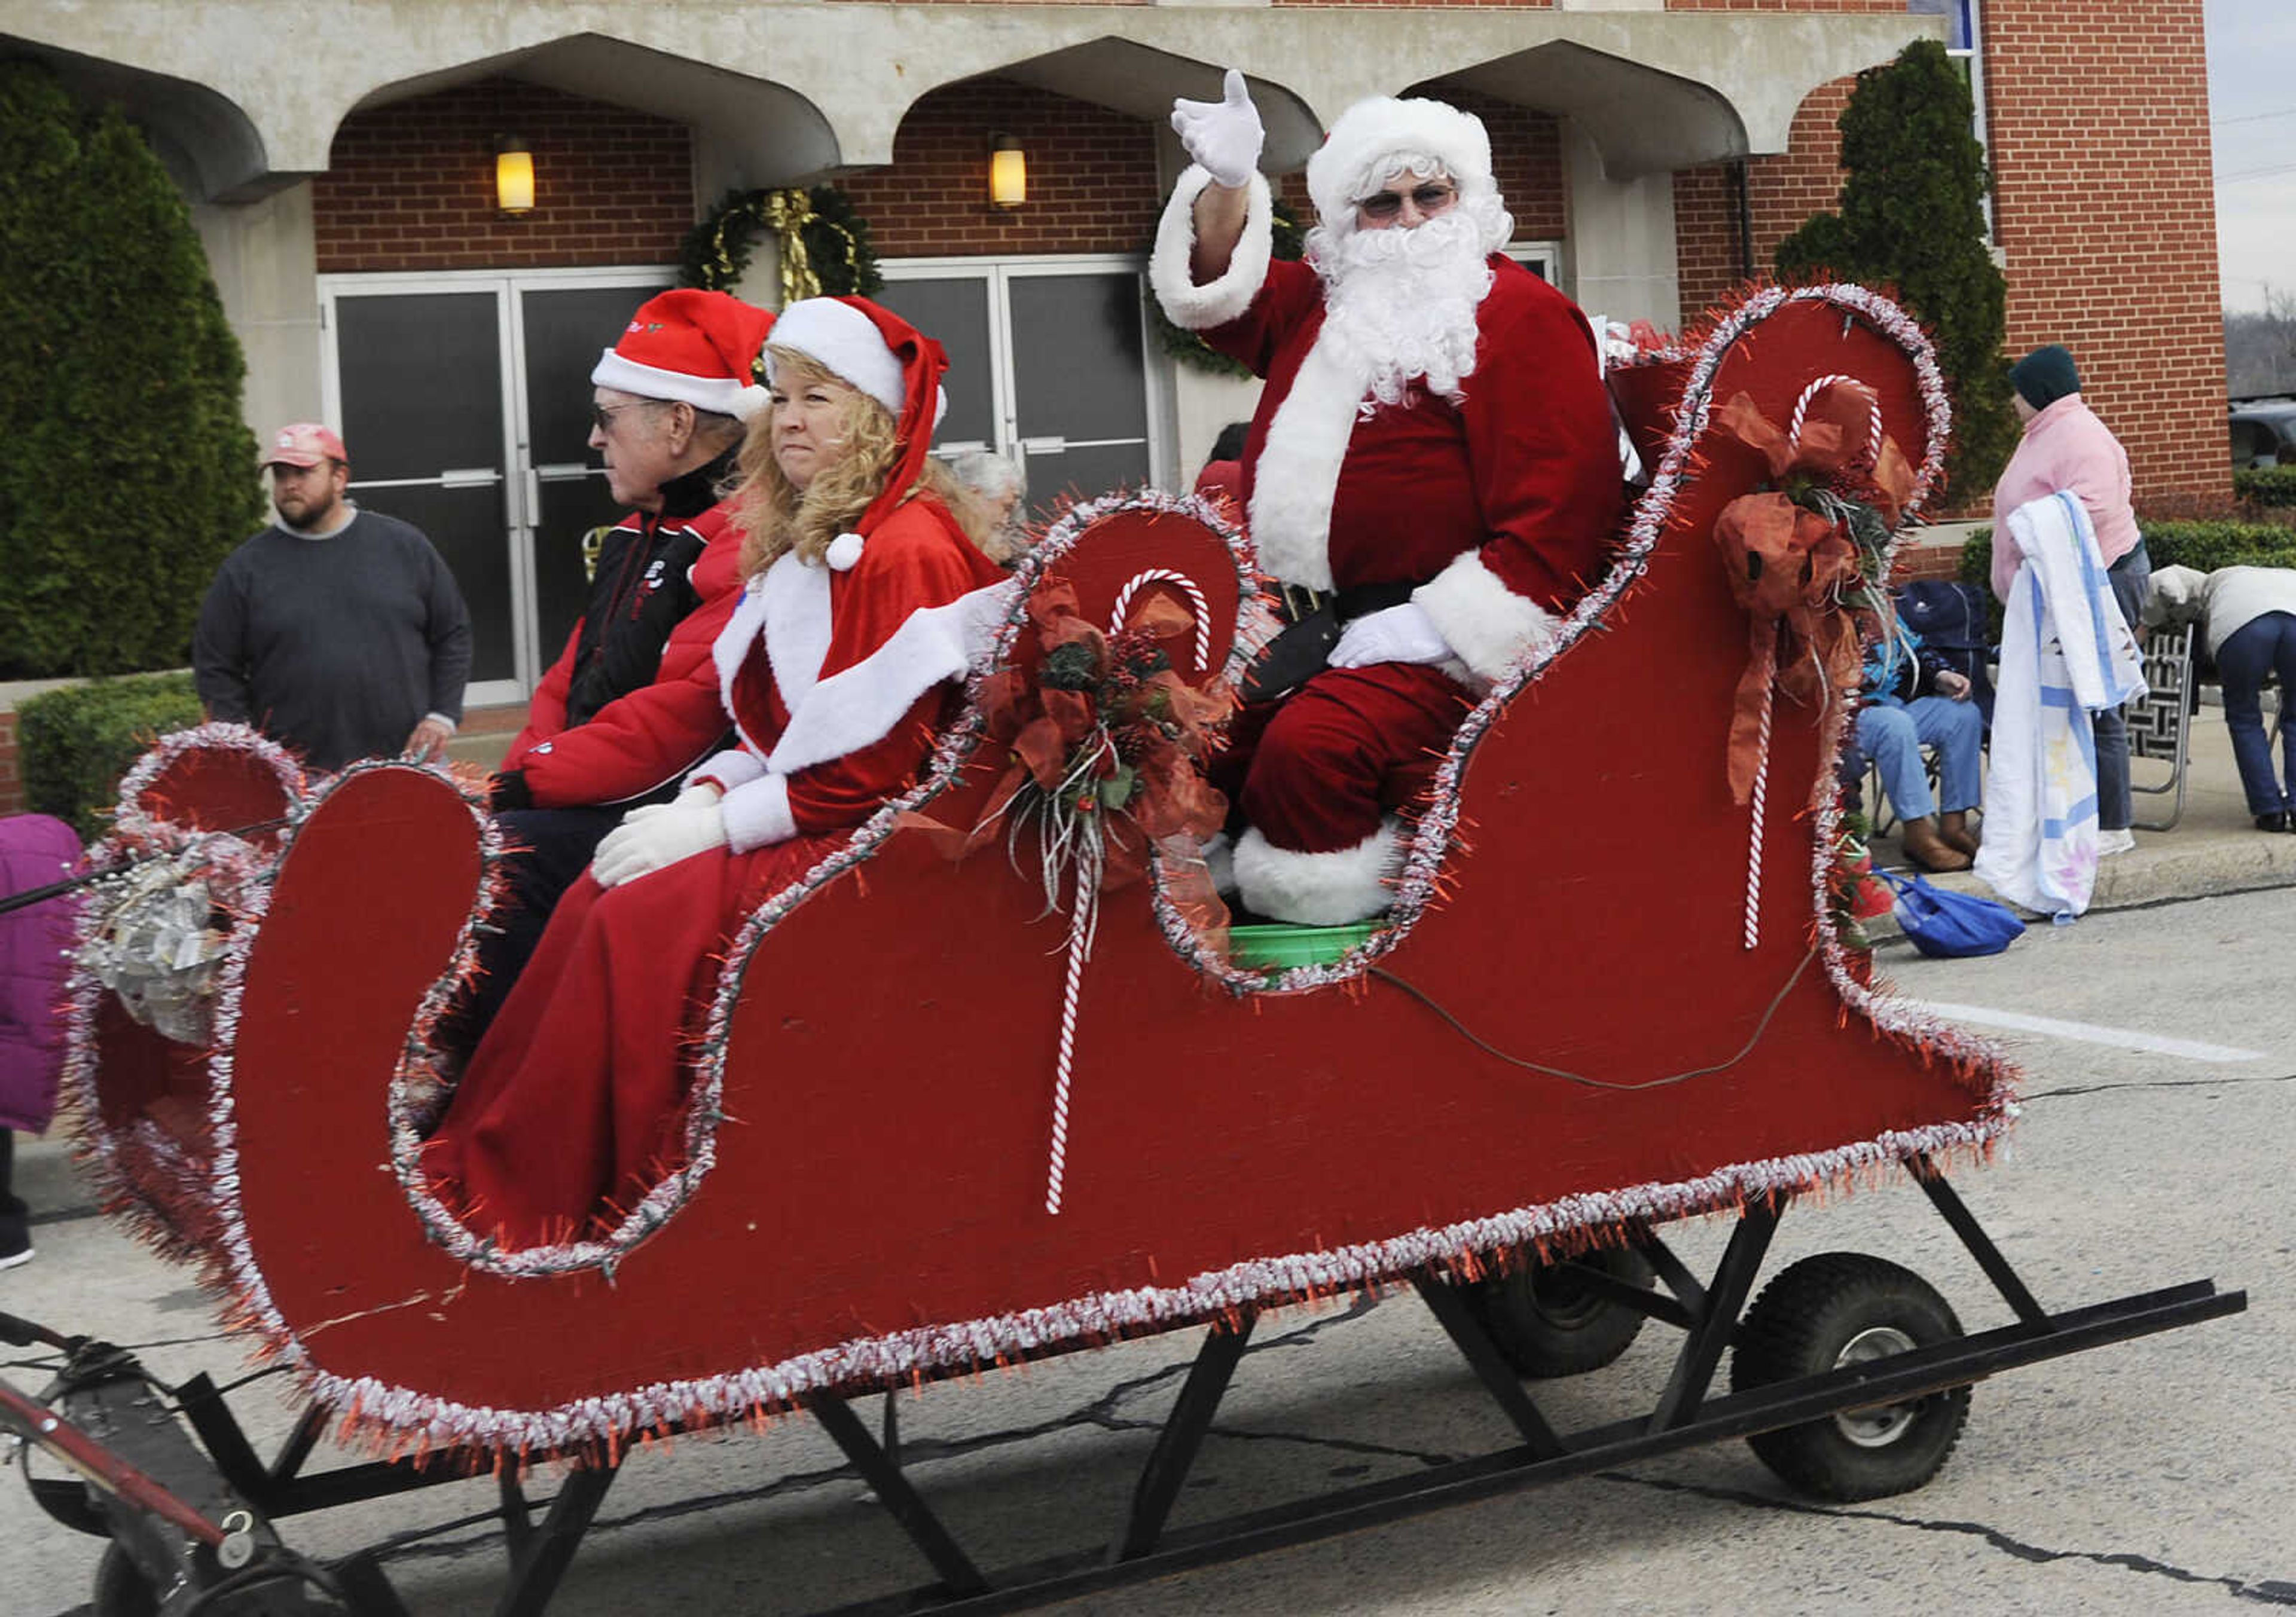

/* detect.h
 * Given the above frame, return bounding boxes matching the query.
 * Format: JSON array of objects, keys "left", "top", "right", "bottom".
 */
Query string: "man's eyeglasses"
[
  {"left": 587, "top": 400, "right": 661, "bottom": 432},
  {"left": 1354, "top": 183, "right": 1457, "bottom": 221}
]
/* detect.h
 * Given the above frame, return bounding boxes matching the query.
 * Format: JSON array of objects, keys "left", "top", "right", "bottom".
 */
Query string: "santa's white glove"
[
  {"left": 1170, "top": 69, "right": 1264, "bottom": 189},
  {"left": 1327, "top": 602, "right": 1455, "bottom": 670},
  {"left": 591, "top": 802, "right": 726, "bottom": 887}
]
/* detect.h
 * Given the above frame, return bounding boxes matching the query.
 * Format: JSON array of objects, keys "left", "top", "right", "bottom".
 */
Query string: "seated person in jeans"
[{"left": 1857, "top": 616, "right": 1983, "bottom": 872}]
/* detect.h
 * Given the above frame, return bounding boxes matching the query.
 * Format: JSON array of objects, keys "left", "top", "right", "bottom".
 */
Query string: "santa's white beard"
[{"left": 1308, "top": 208, "right": 1497, "bottom": 410}]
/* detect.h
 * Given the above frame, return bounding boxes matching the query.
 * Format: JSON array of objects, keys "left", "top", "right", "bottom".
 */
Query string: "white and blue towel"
[{"left": 1973, "top": 492, "right": 2146, "bottom": 920}]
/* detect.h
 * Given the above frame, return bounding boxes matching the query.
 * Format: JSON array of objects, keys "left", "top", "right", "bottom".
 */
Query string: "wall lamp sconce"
[
  {"left": 989, "top": 134, "right": 1025, "bottom": 209},
  {"left": 496, "top": 135, "right": 535, "bottom": 213}
]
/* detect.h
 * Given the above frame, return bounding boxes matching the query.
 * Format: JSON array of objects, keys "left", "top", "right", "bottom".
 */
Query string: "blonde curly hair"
[{"left": 734, "top": 350, "right": 1012, "bottom": 577}]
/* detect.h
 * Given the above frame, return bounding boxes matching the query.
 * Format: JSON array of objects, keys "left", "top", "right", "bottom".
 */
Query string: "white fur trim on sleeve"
[
  {"left": 1412, "top": 551, "right": 1565, "bottom": 684},
  {"left": 1151, "top": 166, "right": 1274, "bottom": 333},
  {"left": 689, "top": 748, "right": 764, "bottom": 793},
  {"left": 767, "top": 577, "right": 1021, "bottom": 777},
  {"left": 718, "top": 771, "right": 796, "bottom": 852}
]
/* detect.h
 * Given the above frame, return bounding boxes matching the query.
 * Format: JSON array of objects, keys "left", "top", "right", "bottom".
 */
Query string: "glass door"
[
  {"left": 322, "top": 268, "right": 673, "bottom": 702},
  {"left": 877, "top": 256, "right": 1167, "bottom": 522},
  {"left": 511, "top": 278, "right": 675, "bottom": 668},
  {"left": 324, "top": 285, "right": 518, "bottom": 702}
]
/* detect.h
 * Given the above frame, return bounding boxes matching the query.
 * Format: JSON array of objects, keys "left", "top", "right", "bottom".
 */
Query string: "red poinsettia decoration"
[{"left": 972, "top": 579, "right": 1235, "bottom": 894}]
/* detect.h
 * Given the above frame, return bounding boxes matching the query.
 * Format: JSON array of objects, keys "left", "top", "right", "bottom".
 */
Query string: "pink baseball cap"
[{"left": 264, "top": 423, "right": 347, "bottom": 469}]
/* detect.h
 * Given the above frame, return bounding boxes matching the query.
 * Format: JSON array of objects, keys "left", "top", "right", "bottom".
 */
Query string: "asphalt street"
[{"left": 4, "top": 886, "right": 2291, "bottom": 1615}]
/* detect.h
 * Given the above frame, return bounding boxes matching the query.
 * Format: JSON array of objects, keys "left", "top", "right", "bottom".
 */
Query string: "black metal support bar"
[
  {"left": 334, "top": 1549, "right": 416, "bottom": 1617},
  {"left": 491, "top": 1460, "right": 619, "bottom": 1617},
  {"left": 1647, "top": 1200, "right": 1781, "bottom": 1433},
  {"left": 1915, "top": 1159, "right": 2050, "bottom": 1327},
  {"left": 829, "top": 1277, "right": 2242, "bottom": 1617},
  {"left": 499, "top": 1471, "right": 535, "bottom": 1568},
  {"left": 1411, "top": 1276, "right": 1568, "bottom": 1459},
  {"left": 1109, "top": 1315, "right": 1257, "bottom": 1564},
  {"left": 1628, "top": 1226, "right": 1708, "bottom": 1321},
  {"left": 1549, "top": 1259, "right": 1697, "bottom": 1334},
  {"left": 177, "top": 1373, "right": 273, "bottom": 1501},
  {"left": 269, "top": 1406, "right": 327, "bottom": 1488},
  {"left": 807, "top": 1389, "right": 990, "bottom": 1597}
]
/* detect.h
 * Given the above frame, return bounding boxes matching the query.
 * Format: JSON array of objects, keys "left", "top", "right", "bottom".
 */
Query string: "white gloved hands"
[
  {"left": 1327, "top": 602, "right": 1456, "bottom": 670},
  {"left": 591, "top": 800, "right": 727, "bottom": 887},
  {"left": 1170, "top": 69, "right": 1264, "bottom": 189}
]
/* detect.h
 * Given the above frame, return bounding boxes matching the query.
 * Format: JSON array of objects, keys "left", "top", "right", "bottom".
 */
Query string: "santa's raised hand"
[{"left": 1170, "top": 69, "right": 1264, "bottom": 189}]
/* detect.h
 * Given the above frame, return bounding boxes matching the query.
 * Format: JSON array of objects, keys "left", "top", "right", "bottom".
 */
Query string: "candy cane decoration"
[
  {"left": 1043, "top": 889, "right": 1092, "bottom": 1216},
  {"left": 1787, "top": 374, "right": 1884, "bottom": 466},
  {"left": 1742, "top": 679, "right": 1775, "bottom": 950},
  {"left": 1109, "top": 569, "right": 1211, "bottom": 673}
]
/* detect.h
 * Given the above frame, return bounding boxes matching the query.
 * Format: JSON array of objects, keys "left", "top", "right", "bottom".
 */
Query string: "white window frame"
[{"left": 316, "top": 264, "right": 675, "bottom": 703}]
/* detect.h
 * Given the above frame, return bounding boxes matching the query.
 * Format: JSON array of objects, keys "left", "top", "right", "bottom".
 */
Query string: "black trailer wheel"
[
  {"left": 93, "top": 1544, "right": 159, "bottom": 1617},
  {"left": 1730, "top": 1252, "right": 1972, "bottom": 1502},
  {"left": 1468, "top": 1247, "right": 1654, "bottom": 1378}
]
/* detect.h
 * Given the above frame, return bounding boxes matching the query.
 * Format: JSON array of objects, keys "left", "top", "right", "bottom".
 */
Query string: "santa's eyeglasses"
[{"left": 1354, "top": 182, "right": 1457, "bottom": 221}]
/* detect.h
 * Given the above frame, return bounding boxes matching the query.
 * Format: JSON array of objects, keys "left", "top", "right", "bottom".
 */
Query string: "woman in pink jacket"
[{"left": 1989, "top": 344, "right": 2149, "bottom": 854}]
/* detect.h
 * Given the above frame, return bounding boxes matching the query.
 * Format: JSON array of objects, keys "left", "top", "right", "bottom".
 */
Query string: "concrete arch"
[
  {"left": 341, "top": 33, "right": 840, "bottom": 191},
  {"left": 2, "top": 36, "right": 271, "bottom": 201},
  {"left": 1421, "top": 42, "right": 1750, "bottom": 182},
  {"left": 892, "top": 38, "right": 1324, "bottom": 178}
]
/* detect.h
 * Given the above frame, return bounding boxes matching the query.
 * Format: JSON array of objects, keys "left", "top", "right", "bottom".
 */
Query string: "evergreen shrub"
[
  {"left": 17, "top": 674, "right": 203, "bottom": 840},
  {"left": 1776, "top": 40, "right": 2017, "bottom": 504},
  {"left": 2233, "top": 465, "right": 2296, "bottom": 508},
  {"left": 0, "top": 63, "right": 263, "bottom": 680},
  {"left": 1956, "top": 519, "right": 2296, "bottom": 598}
]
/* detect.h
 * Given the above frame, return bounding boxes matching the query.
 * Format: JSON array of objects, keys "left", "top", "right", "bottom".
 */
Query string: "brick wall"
[
  {"left": 313, "top": 80, "right": 693, "bottom": 273},
  {"left": 1673, "top": 78, "right": 1855, "bottom": 319},
  {"left": 837, "top": 81, "right": 1165, "bottom": 257},
  {"left": 1983, "top": 0, "right": 2225, "bottom": 508},
  {"left": 1669, "top": 0, "right": 2228, "bottom": 512}
]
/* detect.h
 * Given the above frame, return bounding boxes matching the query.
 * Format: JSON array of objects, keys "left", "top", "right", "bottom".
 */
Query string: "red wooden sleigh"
[{"left": 13, "top": 284, "right": 2240, "bottom": 1617}]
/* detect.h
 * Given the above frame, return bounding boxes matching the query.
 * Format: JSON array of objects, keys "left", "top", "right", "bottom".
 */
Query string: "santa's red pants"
[
  {"left": 423, "top": 832, "right": 834, "bottom": 1249},
  {"left": 1223, "top": 662, "right": 1474, "bottom": 852}
]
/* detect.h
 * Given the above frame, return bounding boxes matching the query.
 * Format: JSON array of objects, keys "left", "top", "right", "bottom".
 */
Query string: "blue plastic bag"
[{"left": 1875, "top": 869, "right": 2024, "bottom": 958}]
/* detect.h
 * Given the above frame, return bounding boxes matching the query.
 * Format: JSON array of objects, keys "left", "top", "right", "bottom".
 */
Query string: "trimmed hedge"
[
  {"left": 2233, "top": 465, "right": 2296, "bottom": 508},
  {"left": 0, "top": 63, "right": 264, "bottom": 678},
  {"left": 17, "top": 673, "right": 203, "bottom": 841},
  {"left": 1956, "top": 518, "right": 2296, "bottom": 602}
]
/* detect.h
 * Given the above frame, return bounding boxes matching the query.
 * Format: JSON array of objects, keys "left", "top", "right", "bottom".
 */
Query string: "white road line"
[{"left": 1910, "top": 1001, "right": 2267, "bottom": 1064}]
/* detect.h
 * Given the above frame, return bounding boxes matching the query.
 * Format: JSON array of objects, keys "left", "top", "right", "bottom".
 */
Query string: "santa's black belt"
[{"left": 1245, "top": 580, "right": 1424, "bottom": 704}]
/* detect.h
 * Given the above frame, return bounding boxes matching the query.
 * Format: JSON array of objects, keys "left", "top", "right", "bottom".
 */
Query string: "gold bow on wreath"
[
  {"left": 759, "top": 188, "right": 822, "bottom": 305},
  {"left": 1711, "top": 378, "right": 1917, "bottom": 806}
]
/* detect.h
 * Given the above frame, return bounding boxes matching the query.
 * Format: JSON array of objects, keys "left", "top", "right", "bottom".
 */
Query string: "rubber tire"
[
  {"left": 1470, "top": 1247, "right": 1654, "bottom": 1378},
  {"left": 93, "top": 1543, "right": 160, "bottom": 1617},
  {"left": 1730, "top": 1252, "right": 1973, "bottom": 1502}
]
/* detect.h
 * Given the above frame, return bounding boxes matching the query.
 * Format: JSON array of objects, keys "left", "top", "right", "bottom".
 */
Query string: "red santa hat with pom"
[
  {"left": 765, "top": 296, "right": 951, "bottom": 565},
  {"left": 591, "top": 289, "right": 775, "bottom": 420}
]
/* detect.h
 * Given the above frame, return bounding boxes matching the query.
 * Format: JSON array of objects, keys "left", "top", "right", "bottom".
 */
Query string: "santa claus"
[{"left": 1152, "top": 74, "right": 1622, "bottom": 924}]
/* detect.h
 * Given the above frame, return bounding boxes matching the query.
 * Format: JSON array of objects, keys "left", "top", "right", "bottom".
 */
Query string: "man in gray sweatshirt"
[{"left": 194, "top": 423, "right": 472, "bottom": 772}]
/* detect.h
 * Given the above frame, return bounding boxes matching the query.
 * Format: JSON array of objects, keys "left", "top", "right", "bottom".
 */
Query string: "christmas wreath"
[
  {"left": 679, "top": 184, "right": 883, "bottom": 302},
  {"left": 1147, "top": 197, "right": 1305, "bottom": 378}
]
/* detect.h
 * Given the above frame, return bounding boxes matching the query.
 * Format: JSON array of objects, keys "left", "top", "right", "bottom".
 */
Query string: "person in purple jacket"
[{"left": 1, "top": 814, "right": 82, "bottom": 1271}]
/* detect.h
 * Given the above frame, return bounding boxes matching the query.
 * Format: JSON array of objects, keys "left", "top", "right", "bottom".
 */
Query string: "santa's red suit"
[
  {"left": 1152, "top": 140, "right": 1621, "bottom": 923},
  {"left": 425, "top": 496, "right": 1011, "bottom": 1246}
]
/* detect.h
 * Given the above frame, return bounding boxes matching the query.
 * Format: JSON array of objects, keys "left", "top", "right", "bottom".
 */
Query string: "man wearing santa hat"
[
  {"left": 1152, "top": 74, "right": 1622, "bottom": 925},
  {"left": 453, "top": 289, "right": 774, "bottom": 1043}
]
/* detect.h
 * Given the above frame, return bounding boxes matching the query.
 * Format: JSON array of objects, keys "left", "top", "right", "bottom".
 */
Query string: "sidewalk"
[{"left": 1864, "top": 694, "right": 2296, "bottom": 934}]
